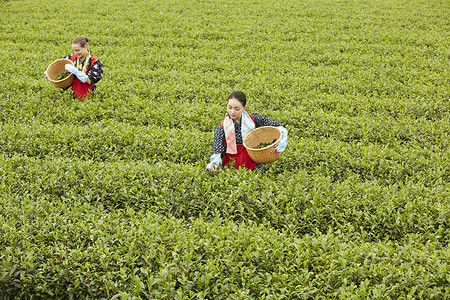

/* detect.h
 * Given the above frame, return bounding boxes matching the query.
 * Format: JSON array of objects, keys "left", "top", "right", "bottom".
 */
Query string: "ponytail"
[{"left": 72, "top": 36, "right": 89, "bottom": 47}]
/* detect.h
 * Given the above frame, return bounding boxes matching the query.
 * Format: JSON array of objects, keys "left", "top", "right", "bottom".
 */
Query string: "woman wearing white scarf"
[{"left": 207, "top": 91, "right": 288, "bottom": 172}]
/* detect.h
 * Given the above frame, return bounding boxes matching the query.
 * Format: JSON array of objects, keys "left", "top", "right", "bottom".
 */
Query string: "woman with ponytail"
[{"left": 46, "top": 36, "right": 103, "bottom": 100}]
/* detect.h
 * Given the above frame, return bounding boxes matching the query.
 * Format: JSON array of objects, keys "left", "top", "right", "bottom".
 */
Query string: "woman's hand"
[
  {"left": 206, "top": 154, "right": 222, "bottom": 172},
  {"left": 271, "top": 142, "right": 280, "bottom": 153},
  {"left": 207, "top": 163, "right": 218, "bottom": 172}
]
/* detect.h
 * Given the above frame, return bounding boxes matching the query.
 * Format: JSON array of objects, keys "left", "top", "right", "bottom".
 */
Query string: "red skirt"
[
  {"left": 222, "top": 144, "right": 257, "bottom": 170},
  {"left": 72, "top": 78, "right": 93, "bottom": 100}
]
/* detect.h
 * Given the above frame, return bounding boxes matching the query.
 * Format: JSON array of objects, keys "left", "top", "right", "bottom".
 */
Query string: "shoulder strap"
[
  {"left": 89, "top": 54, "right": 98, "bottom": 67},
  {"left": 248, "top": 113, "right": 255, "bottom": 125}
]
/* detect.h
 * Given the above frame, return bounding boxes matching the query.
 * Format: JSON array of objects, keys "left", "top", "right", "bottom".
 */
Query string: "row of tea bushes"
[
  {"left": 1, "top": 118, "right": 447, "bottom": 185},
  {"left": 1, "top": 90, "right": 448, "bottom": 141},
  {"left": 2, "top": 154, "right": 448, "bottom": 246},
  {"left": 1, "top": 194, "right": 448, "bottom": 298}
]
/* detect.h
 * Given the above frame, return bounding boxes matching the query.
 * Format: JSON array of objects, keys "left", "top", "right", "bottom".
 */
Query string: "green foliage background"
[{"left": 0, "top": 0, "right": 449, "bottom": 298}]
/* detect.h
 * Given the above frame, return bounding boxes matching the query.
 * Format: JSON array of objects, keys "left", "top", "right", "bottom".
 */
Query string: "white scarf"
[{"left": 223, "top": 111, "right": 255, "bottom": 154}]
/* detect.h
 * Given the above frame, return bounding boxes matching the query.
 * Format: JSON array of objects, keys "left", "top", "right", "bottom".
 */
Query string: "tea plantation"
[{"left": 0, "top": 0, "right": 449, "bottom": 298}]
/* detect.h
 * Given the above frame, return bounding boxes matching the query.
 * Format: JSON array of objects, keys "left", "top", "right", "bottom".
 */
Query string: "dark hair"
[
  {"left": 72, "top": 36, "right": 89, "bottom": 47},
  {"left": 227, "top": 91, "right": 246, "bottom": 107}
]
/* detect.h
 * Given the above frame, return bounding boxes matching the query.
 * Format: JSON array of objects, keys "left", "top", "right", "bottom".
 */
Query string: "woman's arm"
[
  {"left": 250, "top": 113, "right": 282, "bottom": 127},
  {"left": 211, "top": 124, "right": 227, "bottom": 157},
  {"left": 206, "top": 124, "right": 227, "bottom": 171},
  {"left": 86, "top": 59, "right": 103, "bottom": 85}
]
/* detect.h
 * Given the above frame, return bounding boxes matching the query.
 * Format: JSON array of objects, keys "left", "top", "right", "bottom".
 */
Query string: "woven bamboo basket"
[
  {"left": 243, "top": 126, "right": 282, "bottom": 164},
  {"left": 46, "top": 59, "right": 74, "bottom": 88}
]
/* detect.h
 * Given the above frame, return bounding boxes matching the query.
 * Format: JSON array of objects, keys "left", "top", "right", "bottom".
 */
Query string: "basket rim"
[
  {"left": 243, "top": 126, "right": 282, "bottom": 151},
  {"left": 46, "top": 59, "right": 74, "bottom": 83}
]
